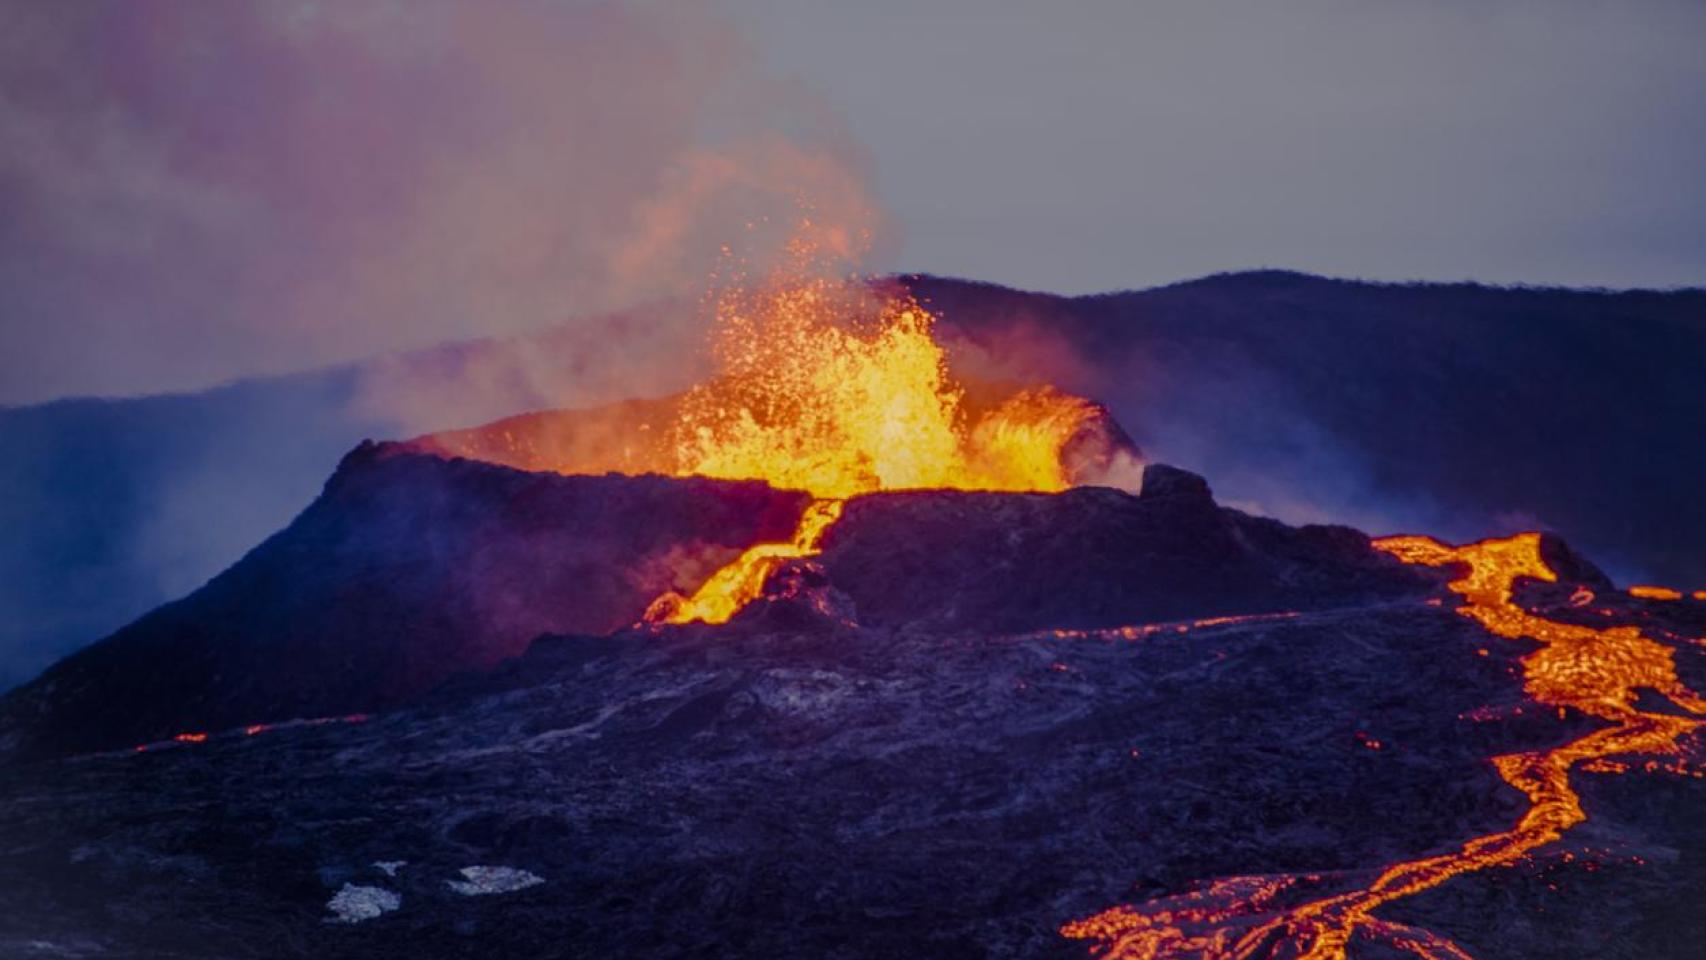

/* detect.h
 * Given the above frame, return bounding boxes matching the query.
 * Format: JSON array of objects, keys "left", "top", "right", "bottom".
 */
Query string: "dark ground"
[{"left": 2, "top": 579, "right": 1703, "bottom": 958}]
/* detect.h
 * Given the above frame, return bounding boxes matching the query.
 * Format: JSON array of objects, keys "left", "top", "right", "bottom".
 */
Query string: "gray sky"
[
  {"left": 729, "top": 0, "right": 1706, "bottom": 292},
  {"left": 3, "top": 0, "right": 1704, "bottom": 405}
]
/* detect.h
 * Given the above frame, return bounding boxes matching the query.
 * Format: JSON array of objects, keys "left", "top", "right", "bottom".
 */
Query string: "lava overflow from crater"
[
  {"left": 1061, "top": 531, "right": 1705, "bottom": 959},
  {"left": 643, "top": 241, "right": 1125, "bottom": 625}
]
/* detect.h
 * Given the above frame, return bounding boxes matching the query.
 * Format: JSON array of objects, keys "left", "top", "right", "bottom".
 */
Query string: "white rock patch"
[
  {"left": 373, "top": 860, "right": 407, "bottom": 877},
  {"left": 446, "top": 865, "right": 545, "bottom": 896},
  {"left": 325, "top": 883, "right": 401, "bottom": 923}
]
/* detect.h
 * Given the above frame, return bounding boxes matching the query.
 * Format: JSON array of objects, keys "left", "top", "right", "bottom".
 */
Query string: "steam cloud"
[
  {"left": 0, "top": 0, "right": 888, "bottom": 690},
  {"left": 0, "top": 0, "right": 884, "bottom": 409}
]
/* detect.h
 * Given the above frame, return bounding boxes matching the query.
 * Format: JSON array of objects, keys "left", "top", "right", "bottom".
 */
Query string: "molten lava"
[
  {"left": 669, "top": 269, "right": 1098, "bottom": 498},
  {"left": 644, "top": 258, "right": 1111, "bottom": 625},
  {"left": 647, "top": 499, "right": 845, "bottom": 625},
  {"left": 1062, "top": 531, "right": 1705, "bottom": 959}
]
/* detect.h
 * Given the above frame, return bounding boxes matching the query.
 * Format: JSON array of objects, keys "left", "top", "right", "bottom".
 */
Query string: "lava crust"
[{"left": 3, "top": 590, "right": 1703, "bottom": 958}]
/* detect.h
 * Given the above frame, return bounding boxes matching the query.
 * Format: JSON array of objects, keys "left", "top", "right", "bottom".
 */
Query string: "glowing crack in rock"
[
  {"left": 447, "top": 865, "right": 546, "bottom": 896},
  {"left": 325, "top": 883, "right": 400, "bottom": 924},
  {"left": 126, "top": 714, "right": 369, "bottom": 755},
  {"left": 1062, "top": 531, "right": 1704, "bottom": 959}
]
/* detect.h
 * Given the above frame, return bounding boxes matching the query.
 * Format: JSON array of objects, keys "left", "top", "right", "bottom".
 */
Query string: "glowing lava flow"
[
  {"left": 1062, "top": 531, "right": 1705, "bottom": 959},
  {"left": 648, "top": 499, "right": 845, "bottom": 625},
  {"left": 644, "top": 253, "right": 1107, "bottom": 625}
]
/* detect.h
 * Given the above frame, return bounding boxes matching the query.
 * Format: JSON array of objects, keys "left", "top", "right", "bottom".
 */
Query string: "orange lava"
[
  {"left": 127, "top": 714, "right": 370, "bottom": 755},
  {"left": 644, "top": 240, "right": 1111, "bottom": 625},
  {"left": 1062, "top": 531, "right": 1705, "bottom": 959},
  {"left": 1050, "top": 612, "right": 1302, "bottom": 644},
  {"left": 648, "top": 499, "right": 845, "bottom": 625},
  {"left": 666, "top": 239, "right": 1103, "bottom": 501},
  {"left": 1629, "top": 585, "right": 1683, "bottom": 601}
]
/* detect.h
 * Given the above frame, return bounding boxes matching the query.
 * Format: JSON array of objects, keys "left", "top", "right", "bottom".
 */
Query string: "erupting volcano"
[
  {"left": 6, "top": 3, "right": 1704, "bottom": 955},
  {"left": 2, "top": 239, "right": 1702, "bottom": 960},
  {"left": 632, "top": 251, "right": 1135, "bottom": 625}
]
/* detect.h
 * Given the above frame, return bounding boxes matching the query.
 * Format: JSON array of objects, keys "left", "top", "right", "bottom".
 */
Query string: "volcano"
[{"left": 4, "top": 274, "right": 1704, "bottom": 960}]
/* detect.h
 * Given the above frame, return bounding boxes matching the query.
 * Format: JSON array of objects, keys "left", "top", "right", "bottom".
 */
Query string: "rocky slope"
[
  {"left": 0, "top": 456, "right": 1428, "bottom": 761},
  {"left": 815, "top": 465, "right": 1428, "bottom": 634},
  {"left": 0, "top": 444, "right": 808, "bottom": 760}
]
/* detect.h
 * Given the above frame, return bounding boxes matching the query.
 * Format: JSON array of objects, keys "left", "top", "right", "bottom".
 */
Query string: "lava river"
[{"left": 1061, "top": 531, "right": 1705, "bottom": 959}]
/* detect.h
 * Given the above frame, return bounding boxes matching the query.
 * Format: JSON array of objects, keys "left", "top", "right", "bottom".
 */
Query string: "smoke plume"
[
  {"left": 0, "top": 0, "right": 886, "bottom": 690},
  {"left": 0, "top": 0, "right": 884, "bottom": 409}
]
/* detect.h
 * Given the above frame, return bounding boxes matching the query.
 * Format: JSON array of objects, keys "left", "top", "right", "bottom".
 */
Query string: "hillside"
[{"left": 4, "top": 272, "right": 1702, "bottom": 691}]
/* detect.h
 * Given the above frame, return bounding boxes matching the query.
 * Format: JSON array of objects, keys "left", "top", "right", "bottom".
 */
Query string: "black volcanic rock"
[
  {"left": 1537, "top": 531, "right": 1615, "bottom": 590},
  {"left": 816, "top": 465, "right": 1433, "bottom": 634},
  {"left": 732, "top": 559, "right": 861, "bottom": 634},
  {"left": 1, "top": 444, "right": 1697, "bottom": 958},
  {"left": 3, "top": 585, "right": 1701, "bottom": 959},
  {"left": 1137, "top": 462, "right": 1212, "bottom": 501},
  {"left": 1, "top": 457, "right": 1440, "bottom": 760},
  {"left": 0, "top": 444, "right": 808, "bottom": 760}
]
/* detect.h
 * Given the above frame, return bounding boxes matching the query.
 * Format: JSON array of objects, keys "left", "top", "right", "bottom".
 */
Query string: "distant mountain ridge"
[{"left": 905, "top": 270, "right": 1706, "bottom": 586}]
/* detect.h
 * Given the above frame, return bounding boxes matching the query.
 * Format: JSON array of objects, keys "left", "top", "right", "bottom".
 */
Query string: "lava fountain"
[{"left": 642, "top": 235, "right": 1137, "bottom": 625}]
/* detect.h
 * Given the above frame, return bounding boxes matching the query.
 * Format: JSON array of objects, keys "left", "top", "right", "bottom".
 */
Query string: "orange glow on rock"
[
  {"left": 1062, "top": 531, "right": 1705, "bottom": 959},
  {"left": 1629, "top": 584, "right": 1683, "bottom": 601}
]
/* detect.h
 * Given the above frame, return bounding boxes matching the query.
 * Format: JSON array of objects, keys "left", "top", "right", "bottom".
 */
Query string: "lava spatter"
[
  {"left": 1062, "top": 531, "right": 1705, "bottom": 959},
  {"left": 643, "top": 240, "right": 1108, "bottom": 625}
]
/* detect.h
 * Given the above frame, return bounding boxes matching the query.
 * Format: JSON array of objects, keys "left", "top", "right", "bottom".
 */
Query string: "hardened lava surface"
[{"left": 3, "top": 580, "right": 1704, "bottom": 959}]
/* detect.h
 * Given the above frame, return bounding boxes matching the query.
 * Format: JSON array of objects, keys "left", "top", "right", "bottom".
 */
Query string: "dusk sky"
[
  {"left": 735, "top": 0, "right": 1706, "bottom": 294},
  {"left": 3, "top": 0, "right": 1704, "bottom": 405}
]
